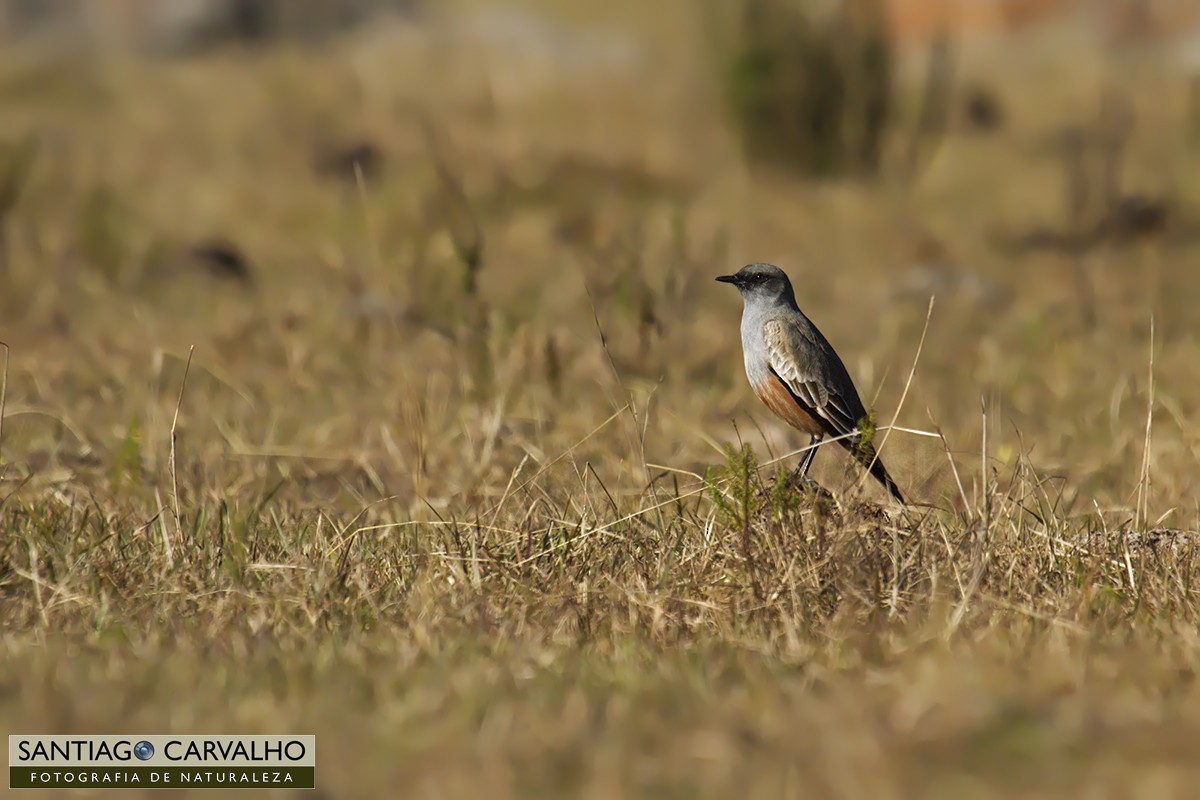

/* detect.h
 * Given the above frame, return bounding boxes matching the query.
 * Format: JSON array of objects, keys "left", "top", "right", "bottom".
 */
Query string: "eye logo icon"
[{"left": 133, "top": 741, "right": 155, "bottom": 761}]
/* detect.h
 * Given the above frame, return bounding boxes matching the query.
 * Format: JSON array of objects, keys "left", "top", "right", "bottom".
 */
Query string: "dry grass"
[{"left": 3, "top": 2, "right": 1200, "bottom": 797}]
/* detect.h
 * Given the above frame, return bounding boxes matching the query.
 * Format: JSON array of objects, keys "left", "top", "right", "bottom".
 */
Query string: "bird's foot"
[{"left": 790, "top": 474, "right": 835, "bottom": 505}]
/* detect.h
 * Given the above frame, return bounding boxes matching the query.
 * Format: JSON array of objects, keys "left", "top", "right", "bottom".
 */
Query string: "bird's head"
[{"left": 716, "top": 263, "right": 795, "bottom": 306}]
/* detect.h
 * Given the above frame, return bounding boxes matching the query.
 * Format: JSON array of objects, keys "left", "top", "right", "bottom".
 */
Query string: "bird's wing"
[{"left": 762, "top": 318, "right": 863, "bottom": 439}]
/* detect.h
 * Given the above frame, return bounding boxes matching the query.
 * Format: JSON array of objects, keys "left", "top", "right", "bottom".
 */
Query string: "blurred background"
[
  {"left": 1, "top": 0, "right": 1197, "bottom": 54},
  {"left": 1, "top": 0, "right": 1197, "bottom": 507}
]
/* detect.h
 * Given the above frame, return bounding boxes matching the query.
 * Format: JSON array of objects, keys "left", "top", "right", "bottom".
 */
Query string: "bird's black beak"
[{"left": 715, "top": 274, "right": 739, "bottom": 285}]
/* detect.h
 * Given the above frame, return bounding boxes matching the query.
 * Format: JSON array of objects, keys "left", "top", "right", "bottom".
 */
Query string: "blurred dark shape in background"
[
  {"left": 0, "top": 0, "right": 422, "bottom": 51},
  {"left": 0, "top": 133, "right": 37, "bottom": 277},
  {"left": 960, "top": 84, "right": 1004, "bottom": 133},
  {"left": 1098, "top": 194, "right": 1172, "bottom": 242},
  {"left": 184, "top": 238, "right": 255, "bottom": 286},
  {"left": 315, "top": 140, "right": 387, "bottom": 187},
  {"left": 709, "top": 0, "right": 897, "bottom": 179},
  {"left": 186, "top": 0, "right": 421, "bottom": 48}
]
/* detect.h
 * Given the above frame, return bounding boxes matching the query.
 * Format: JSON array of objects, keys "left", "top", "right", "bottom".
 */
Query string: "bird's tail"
[
  {"left": 854, "top": 441, "right": 906, "bottom": 506},
  {"left": 869, "top": 458, "right": 906, "bottom": 506}
]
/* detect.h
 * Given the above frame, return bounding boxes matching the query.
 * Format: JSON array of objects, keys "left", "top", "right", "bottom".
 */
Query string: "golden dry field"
[{"left": 3, "top": 1, "right": 1200, "bottom": 797}]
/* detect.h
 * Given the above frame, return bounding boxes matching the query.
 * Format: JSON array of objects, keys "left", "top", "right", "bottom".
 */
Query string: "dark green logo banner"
[{"left": 10, "top": 766, "right": 316, "bottom": 789}]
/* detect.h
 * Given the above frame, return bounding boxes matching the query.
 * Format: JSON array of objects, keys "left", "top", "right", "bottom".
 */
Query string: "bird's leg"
[
  {"left": 789, "top": 435, "right": 834, "bottom": 505},
  {"left": 790, "top": 435, "right": 822, "bottom": 483}
]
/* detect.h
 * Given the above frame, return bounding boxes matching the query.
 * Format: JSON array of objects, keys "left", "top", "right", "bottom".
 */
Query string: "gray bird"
[{"left": 717, "top": 262, "right": 906, "bottom": 505}]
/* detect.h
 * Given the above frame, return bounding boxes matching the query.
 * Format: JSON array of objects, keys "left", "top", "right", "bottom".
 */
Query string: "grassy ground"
[{"left": 3, "top": 2, "right": 1200, "bottom": 797}]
